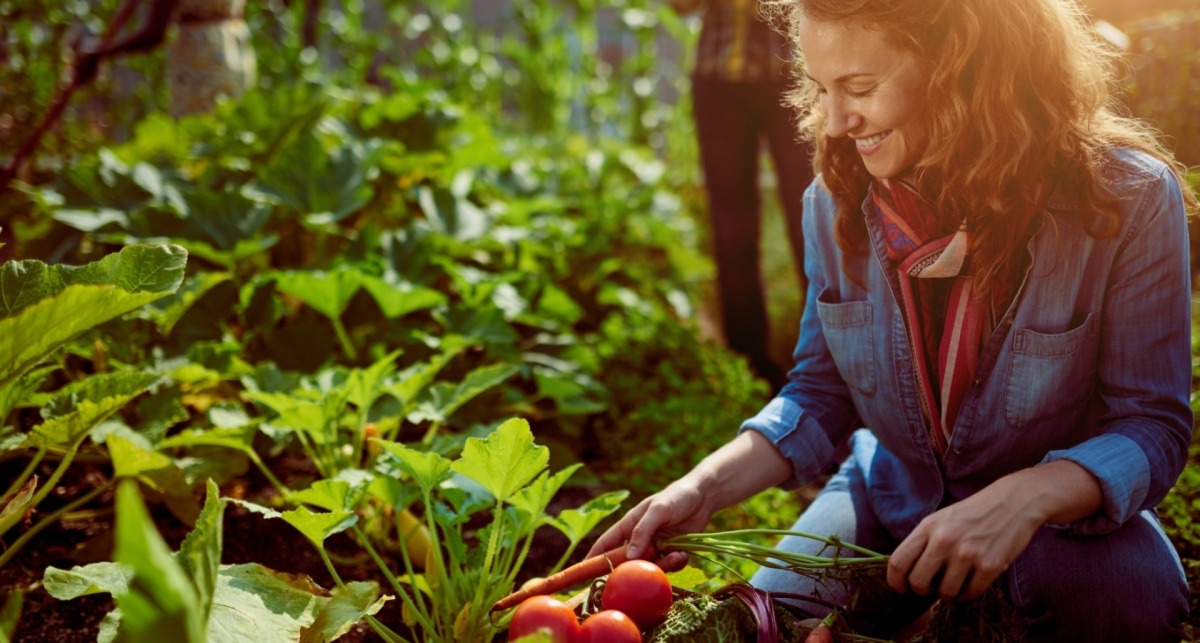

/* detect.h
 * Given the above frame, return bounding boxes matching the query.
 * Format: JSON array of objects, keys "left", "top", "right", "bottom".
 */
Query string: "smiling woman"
[{"left": 589, "top": 0, "right": 1199, "bottom": 641}]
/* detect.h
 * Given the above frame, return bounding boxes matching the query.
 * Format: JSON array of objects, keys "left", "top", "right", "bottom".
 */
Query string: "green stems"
[
  {"left": 351, "top": 525, "right": 438, "bottom": 636},
  {"left": 658, "top": 529, "right": 890, "bottom": 579},
  {"left": 331, "top": 317, "right": 358, "bottom": 362},
  {"left": 0, "top": 446, "right": 46, "bottom": 506},
  {"left": 316, "top": 544, "right": 410, "bottom": 643},
  {"left": 0, "top": 478, "right": 115, "bottom": 569},
  {"left": 0, "top": 436, "right": 84, "bottom": 540},
  {"left": 241, "top": 447, "right": 290, "bottom": 498}
]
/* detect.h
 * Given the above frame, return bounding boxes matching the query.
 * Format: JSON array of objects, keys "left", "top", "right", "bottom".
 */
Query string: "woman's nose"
[{"left": 823, "top": 95, "right": 863, "bottom": 139}]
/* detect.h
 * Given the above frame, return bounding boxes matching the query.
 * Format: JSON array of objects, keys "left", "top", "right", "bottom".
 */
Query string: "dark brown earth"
[{"left": 0, "top": 450, "right": 603, "bottom": 642}]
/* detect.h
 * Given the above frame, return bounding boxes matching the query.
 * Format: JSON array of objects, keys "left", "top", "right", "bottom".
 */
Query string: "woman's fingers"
[
  {"left": 886, "top": 526, "right": 926, "bottom": 593},
  {"left": 586, "top": 498, "right": 650, "bottom": 558},
  {"left": 627, "top": 500, "right": 676, "bottom": 558}
]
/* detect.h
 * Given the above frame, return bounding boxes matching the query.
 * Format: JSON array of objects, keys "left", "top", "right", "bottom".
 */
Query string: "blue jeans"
[{"left": 751, "top": 454, "right": 1190, "bottom": 641}]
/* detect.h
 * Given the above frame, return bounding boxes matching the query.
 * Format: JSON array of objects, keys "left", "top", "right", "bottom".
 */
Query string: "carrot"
[{"left": 489, "top": 543, "right": 659, "bottom": 614}]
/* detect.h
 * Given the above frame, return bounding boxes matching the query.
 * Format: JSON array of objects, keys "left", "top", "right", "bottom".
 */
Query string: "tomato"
[
  {"left": 578, "top": 610, "right": 643, "bottom": 643},
  {"left": 601, "top": 560, "right": 673, "bottom": 629},
  {"left": 509, "top": 596, "right": 580, "bottom": 643}
]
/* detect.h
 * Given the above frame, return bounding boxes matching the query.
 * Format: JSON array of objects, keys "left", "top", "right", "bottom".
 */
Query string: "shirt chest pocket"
[
  {"left": 816, "top": 295, "right": 877, "bottom": 396},
  {"left": 1004, "top": 312, "right": 1100, "bottom": 429}
]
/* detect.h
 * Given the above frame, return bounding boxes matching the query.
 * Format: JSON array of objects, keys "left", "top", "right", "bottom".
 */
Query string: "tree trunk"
[{"left": 168, "top": 0, "right": 256, "bottom": 117}]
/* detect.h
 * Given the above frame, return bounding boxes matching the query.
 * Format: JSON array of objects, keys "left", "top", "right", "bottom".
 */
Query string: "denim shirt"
[{"left": 741, "top": 148, "right": 1193, "bottom": 540}]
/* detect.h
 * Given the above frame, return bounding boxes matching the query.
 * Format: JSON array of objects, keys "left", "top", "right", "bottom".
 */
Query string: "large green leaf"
[
  {"left": 43, "top": 562, "right": 135, "bottom": 600},
  {"left": 146, "top": 272, "right": 231, "bottom": 336},
  {"left": 548, "top": 490, "right": 629, "bottom": 546},
  {"left": 253, "top": 133, "right": 379, "bottom": 225},
  {"left": 158, "top": 426, "right": 257, "bottom": 452},
  {"left": 344, "top": 350, "right": 402, "bottom": 414},
  {"left": 298, "top": 582, "right": 390, "bottom": 643},
  {"left": 508, "top": 464, "right": 581, "bottom": 529},
  {"left": 360, "top": 276, "right": 445, "bottom": 320},
  {"left": 112, "top": 480, "right": 205, "bottom": 643},
  {"left": 281, "top": 507, "right": 358, "bottom": 549},
  {"left": 291, "top": 480, "right": 366, "bottom": 513},
  {"left": 178, "top": 189, "right": 271, "bottom": 251},
  {"left": 406, "top": 363, "right": 520, "bottom": 425},
  {"left": 271, "top": 267, "right": 363, "bottom": 322},
  {"left": 371, "top": 440, "right": 453, "bottom": 495},
  {"left": 177, "top": 480, "right": 224, "bottom": 627},
  {"left": 30, "top": 372, "right": 158, "bottom": 447},
  {"left": 207, "top": 564, "right": 330, "bottom": 643},
  {"left": 107, "top": 435, "right": 200, "bottom": 526},
  {"left": 451, "top": 418, "right": 548, "bottom": 503},
  {"left": 385, "top": 345, "right": 465, "bottom": 410},
  {"left": 0, "top": 365, "right": 56, "bottom": 422},
  {"left": 0, "top": 245, "right": 186, "bottom": 390},
  {"left": 41, "top": 371, "right": 160, "bottom": 420}
]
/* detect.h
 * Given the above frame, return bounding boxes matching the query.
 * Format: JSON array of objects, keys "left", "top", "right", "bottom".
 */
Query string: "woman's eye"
[{"left": 846, "top": 87, "right": 875, "bottom": 98}]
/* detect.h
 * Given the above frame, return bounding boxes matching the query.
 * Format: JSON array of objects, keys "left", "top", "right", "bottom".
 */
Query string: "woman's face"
[{"left": 797, "top": 16, "right": 927, "bottom": 179}]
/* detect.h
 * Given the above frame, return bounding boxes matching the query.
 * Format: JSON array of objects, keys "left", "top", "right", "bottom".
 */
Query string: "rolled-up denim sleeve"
[
  {"left": 1040, "top": 164, "right": 1193, "bottom": 536},
  {"left": 739, "top": 181, "right": 862, "bottom": 490}
]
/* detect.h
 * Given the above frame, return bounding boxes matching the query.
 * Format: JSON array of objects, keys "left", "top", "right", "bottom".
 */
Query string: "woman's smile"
[{"left": 853, "top": 130, "right": 892, "bottom": 156}]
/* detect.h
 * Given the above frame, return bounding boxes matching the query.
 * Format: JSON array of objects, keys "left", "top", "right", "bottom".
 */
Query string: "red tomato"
[
  {"left": 509, "top": 596, "right": 580, "bottom": 643},
  {"left": 578, "top": 610, "right": 643, "bottom": 643},
  {"left": 601, "top": 560, "right": 673, "bottom": 629}
]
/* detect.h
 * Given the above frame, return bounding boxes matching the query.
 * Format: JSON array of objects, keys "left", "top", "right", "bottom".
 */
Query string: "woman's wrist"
[
  {"left": 686, "top": 430, "right": 794, "bottom": 512},
  {"left": 1003, "top": 460, "right": 1104, "bottom": 527}
]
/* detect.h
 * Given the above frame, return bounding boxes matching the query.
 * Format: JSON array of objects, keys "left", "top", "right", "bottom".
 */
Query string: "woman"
[{"left": 589, "top": 0, "right": 1197, "bottom": 639}]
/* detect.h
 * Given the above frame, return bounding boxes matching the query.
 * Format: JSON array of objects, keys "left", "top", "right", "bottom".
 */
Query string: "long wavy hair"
[{"left": 763, "top": 0, "right": 1197, "bottom": 296}]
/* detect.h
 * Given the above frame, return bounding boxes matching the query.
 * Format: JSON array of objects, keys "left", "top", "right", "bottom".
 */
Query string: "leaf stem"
[
  {"left": 242, "top": 448, "right": 290, "bottom": 498},
  {"left": 317, "top": 546, "right": 345, "bottom": 588},
  {"left": 0, "top": 436, "right": 84, "bottom": 540},
  {"left": 351, "top": 525, "right": 438, "bottom": 635},
  {"left": 331, "top": 316, "right": 359, "bottom": 362},
  {"left": 0, "top": 446, "right": 46, "bottom": 506},
  {"left": 0, "top": 478, "right": 114, "bottom": 569}
]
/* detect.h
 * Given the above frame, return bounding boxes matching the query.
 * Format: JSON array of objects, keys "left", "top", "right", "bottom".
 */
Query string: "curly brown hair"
[{"left": 763, "top": 0, "right": 1197, "bottom": 295}]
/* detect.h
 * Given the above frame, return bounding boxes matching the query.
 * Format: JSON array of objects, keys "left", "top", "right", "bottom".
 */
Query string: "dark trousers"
[{"left": 692, "top": 76, "right": 814, "bottom": 389}]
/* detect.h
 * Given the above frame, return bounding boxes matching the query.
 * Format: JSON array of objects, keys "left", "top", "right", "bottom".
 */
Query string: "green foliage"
[{"left": 1124, "top": 11, "right": 1200, "bottom": 167}]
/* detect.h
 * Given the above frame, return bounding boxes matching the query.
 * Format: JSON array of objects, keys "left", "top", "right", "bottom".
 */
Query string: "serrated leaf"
[
  {"left": 0, "top": 365, "right": 56, "bottom": 422},
  {"left": 30, "top": 372, "right": 157, "bottom": 447},
  {"left": 0, "top": 245, "right": 186, "bottom": 392},
  {"left": 508, "top": 464, "right": 581, "bottom": 529},
  {"left": 299, "top": 581, "right": 390, "bottom": 643},
  {"left": 451, "top": 418, "right": 548, "bottom": 503},
  {"left": 253, "top": 133, "right": 378, "bottom": 224},
  {"left": 406, "top": 363, "right": 520, "bottom": 425},
  {"left": 112, "top": 480, "right": 204, "bottom": 642},
  {"left": 292, "top": 479, "right": 366, "bottom": 512},
  {"left": 227, "top": 498, "right": 283, "bottom": 520},
  {"left": 281, "top": 507, "right": 358, "bottom": 549},
  {"left": 159, "top": 426, "right": 256, "bottom": 452},
  {"left": 360, "top": 276, "right": 446, "bottom": 320},
  {"left": 272, "top": 268, "right": 362, "bottom": 321},
  {"left": 385, "top": 347, "right": 463, "bottom": 409},
  {"left": 371, "top": 440, "right": 453, "bottom": 495},
  {"left": 108, "top": 435, "right": 200, "bottom": 526},
  {"left": 41, "top": 371, "right": 160, "bottom": 420},
  {"left": 178, "top": 481, "right": 224, "bottom": 627},
  {"left": 345, "top": 350, "right": 402, "bottom": 414},
  {"left": 43, "top": 562, "right": 135, "bottom": 600},
  {"left": 548, "top": 490, "right": 629, "bottom": 545},
  {"left": 147, "top": 272, "right": 231, "bottom": 335}
]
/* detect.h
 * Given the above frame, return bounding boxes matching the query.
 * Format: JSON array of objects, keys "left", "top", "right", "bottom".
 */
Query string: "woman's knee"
[{"left": 1007, "top": 512, "right": 1188, "bottom": 642}]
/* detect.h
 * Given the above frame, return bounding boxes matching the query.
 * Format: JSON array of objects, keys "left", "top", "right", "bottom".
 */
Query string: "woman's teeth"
[{"left": 856, "top": 131, "right": 891, "bottom": 148}]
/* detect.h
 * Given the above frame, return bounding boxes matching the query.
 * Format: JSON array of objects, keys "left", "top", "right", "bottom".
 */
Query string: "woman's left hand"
[{"left": 886, "top": 460, "right": 1103, "bottom": 600}]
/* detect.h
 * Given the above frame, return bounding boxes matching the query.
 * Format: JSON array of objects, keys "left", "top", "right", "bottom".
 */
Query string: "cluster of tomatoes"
[{"left": 508, "top": 560, "right": 674, "bottom": 643}]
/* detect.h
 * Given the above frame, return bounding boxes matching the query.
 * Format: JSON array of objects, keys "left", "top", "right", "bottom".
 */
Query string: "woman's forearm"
[
  {"left": 686, "top": 430, "right": 795, "bottom": 513},
  {"left": 999, "top": 459, "right": 1104, "bottom": 527}
]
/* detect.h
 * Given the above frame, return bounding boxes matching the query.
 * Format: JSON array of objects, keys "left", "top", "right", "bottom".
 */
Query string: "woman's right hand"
[{"left": 585, "top": 478, "right": 715, "bottom": 572}]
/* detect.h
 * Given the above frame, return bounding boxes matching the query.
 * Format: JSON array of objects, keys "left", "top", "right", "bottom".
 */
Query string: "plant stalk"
[
  {"left": 0, "top": 478, "right": 114, "bottom": 569},
  {"left": 0, "top": 446, "right": 46, "bottom": 506}
]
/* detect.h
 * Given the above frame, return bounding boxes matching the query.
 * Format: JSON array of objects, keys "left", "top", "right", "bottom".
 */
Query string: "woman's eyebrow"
[{"left": 804, "top": 71, "right": 878, "bottom": 84}]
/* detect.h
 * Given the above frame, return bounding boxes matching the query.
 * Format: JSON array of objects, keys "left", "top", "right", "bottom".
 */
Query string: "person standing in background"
[{"left": 671, "top": 0, "right": 815, "bottom": 391}]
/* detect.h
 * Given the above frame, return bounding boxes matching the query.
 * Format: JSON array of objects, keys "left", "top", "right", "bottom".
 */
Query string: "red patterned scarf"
[{"left": 872, "top": 179, "right": 1019, "bottom": 456}]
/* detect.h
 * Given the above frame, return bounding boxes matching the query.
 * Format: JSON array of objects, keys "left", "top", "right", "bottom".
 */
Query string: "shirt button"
[
  {"left": 952, "top": 448, "right": 963, "bottom": 457},
  {"left": 973, "top": 378, "right": 982, "bottom": 387}
]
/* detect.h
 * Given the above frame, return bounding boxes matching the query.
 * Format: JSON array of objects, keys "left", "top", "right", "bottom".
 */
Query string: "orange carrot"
[{"left": 489, "top": 543, "right": 659, "bottom": 614}]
